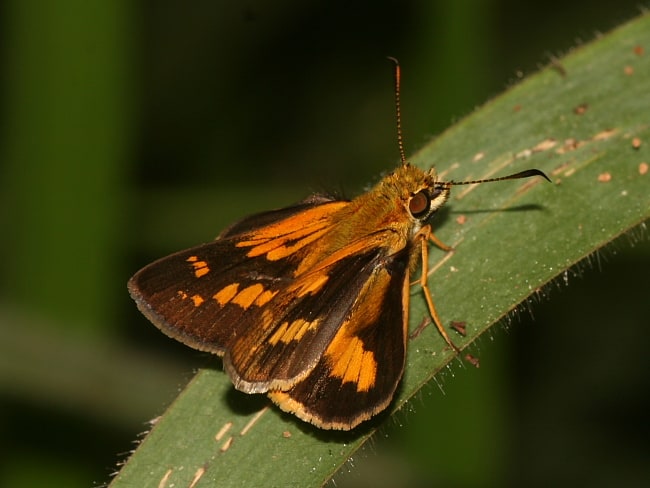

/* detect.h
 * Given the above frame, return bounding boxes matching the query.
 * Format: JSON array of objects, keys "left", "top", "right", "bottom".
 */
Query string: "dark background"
[{"left": 0, "top": 1, "right": 648, "bottom": 487}]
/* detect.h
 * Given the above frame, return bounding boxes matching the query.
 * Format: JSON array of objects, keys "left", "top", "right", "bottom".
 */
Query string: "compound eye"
[{"left": 409, "top": 190, "right": 430, "bottom": 218}]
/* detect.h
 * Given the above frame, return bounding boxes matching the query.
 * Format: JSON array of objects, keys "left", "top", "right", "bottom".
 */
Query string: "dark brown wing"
[
  {"left": 269, "top": 245, "right": 412, "bottom": 430},
  {"left": 128, "top": 198, "right": 348, "bottom": 357}
]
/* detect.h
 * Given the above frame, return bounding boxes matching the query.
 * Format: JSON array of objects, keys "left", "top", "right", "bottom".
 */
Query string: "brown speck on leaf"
[
  {"left": 551, "top": 161, "right": 572, "bottom": 175},
  {"left": 456, "top": 215, "right": 467, "bottom": 225},
  {"left": 189, "top": 467, "right": 206, "bottom": 488},
  {"left": 219, "top": 436, "right": 234, "bottom": 453},
  {"left": 634, "top": 45, "right": 644, "bottom": 56},
  {"left": 215, "top": 421, "right": 233, "bottom": 441},
  {"left": 639, "top": 162, "right": 648, "bottom": 175},
  {"left": 517, "top": 177, "right": 545, "bottom": 194},
  {"left": 556, "top": 138, "right": 582, "bottom": 154},
  {"left": 593, "top": 128, "right": 617, "bottom": 141},
  {"left": 632, "top": 137, "right": 642, "bottom": 149},
  {"left": 532, "top": 138, "right": 557, "bottom": 152},
  {"left": 465, "top": 353, "right": 480, "bottom": 368},
  {"left": 598, "top": 172, "right": 612, "bottom": 182},
  {"left": 240, "top": 407, "right": 268, "bottom": 436},
  {"left": 282, "top": 431, "right": 292, "bottom": 438},
  {"left": 573, "top": 103, "right": 589, "bottom": 115},
  {"left": 624, "top": 65, "right": 634, "bottom": 76},
  {"left": 451, "top": 321, "right": 467, "bottom": 336},
  {"left": 159, "top": 469, "right": 173, "bottom": 488},
  {"left": 410, "top": 316, "right": 431, "bottom": 340},
  {"left": 516, "top": 148, "right": 533, "bottom": 159},
  {"left": 513, "top": 104, "right": 522, "bottom": 112}
]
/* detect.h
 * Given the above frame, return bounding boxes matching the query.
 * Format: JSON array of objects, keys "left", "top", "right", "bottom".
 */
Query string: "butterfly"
[{"left": 128, "top": 61, "right": 549, "bottom": 430}]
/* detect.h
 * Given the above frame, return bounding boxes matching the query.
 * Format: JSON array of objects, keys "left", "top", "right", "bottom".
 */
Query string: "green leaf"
[{"left": 111, "top": 13, "right": 650, "bottom": 488}]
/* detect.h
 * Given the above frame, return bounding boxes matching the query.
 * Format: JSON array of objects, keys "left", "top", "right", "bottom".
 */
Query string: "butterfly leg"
[
  {"left": 427, "top": 231, "right": 453, "bottom": 253},
  {"left": 417, "top": 228, "right": 461, "bottom": 354}
]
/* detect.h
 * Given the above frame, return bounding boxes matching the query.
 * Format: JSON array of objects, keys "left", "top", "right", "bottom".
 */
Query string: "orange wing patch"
[
  {"left": 213, "top": 283, "right": 239, "bottom": 305},
  {"left": 327, "top": 336, "right": 377, "bottom": 392},
  {"left": 186, "top": 255, "right": 210, "bottom": 277},
  {"left": 268, "top": 318, "right": 320, "bottom": 346},
  {"left": 231, "top": 284, "right": 267, "bottom": 308},
  {"left": 288, "top": 273, "right": 329, "bottom": 297},
  {"left": 236, "top": 202, "right": 347, "bottom": 260},
  {"left": 174, "top": 290, "right": 205, "bottom": 307},
  {"left": 254, "top": 289, "right": 278, "bottom": 307},
  {"left": 212, "top": 283, "right": 278, "bottom": 309}
]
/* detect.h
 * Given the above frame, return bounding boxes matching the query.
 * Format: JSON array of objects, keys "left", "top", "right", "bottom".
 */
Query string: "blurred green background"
[{"left": 0, "top": 1, "right": 648, "bottom": 487}]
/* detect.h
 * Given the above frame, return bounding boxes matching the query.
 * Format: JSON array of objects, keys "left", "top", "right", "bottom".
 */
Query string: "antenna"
[
  {"left": 387, "top": 57, "right": 408, "bottom": 166},
  {"left": 444, "top": 169, "right": 551, "bottom": 187},
  {"left": 385, "top": 58, "right": 551, "bottom": 186}
]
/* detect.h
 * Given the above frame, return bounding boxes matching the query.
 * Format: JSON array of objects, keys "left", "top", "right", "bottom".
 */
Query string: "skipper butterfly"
[{"left": 128, "top": 61, "right": 549, "bottom": 430}]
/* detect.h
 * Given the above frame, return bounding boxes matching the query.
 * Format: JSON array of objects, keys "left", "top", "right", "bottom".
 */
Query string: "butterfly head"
[
  {"left": 373, "top": 163, "right": 451, "bottom": 238},
  {"left": 402, "top": 165, "right": 451, "bottom": 224},
  {"left": 381, "top": 162, "right": 550, "bottom": 239}
]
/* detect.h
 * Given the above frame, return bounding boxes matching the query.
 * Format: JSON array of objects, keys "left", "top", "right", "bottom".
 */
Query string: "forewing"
[{"left": 128, "top": 198, "right": 347, "bottom": 355}]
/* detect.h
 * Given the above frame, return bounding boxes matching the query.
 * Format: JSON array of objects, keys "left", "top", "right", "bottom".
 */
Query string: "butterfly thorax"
[{"left": 325, "top": 163, "right": 449, "bottom": 252}]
